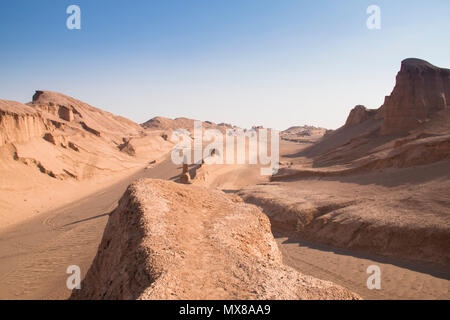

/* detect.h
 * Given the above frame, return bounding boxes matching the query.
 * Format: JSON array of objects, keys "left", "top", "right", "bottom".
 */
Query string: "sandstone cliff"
[
  {"left": 239, "top": 165, "right": 450, "bottom": 269},
  {"left": 0, "top": 91, "right": 174, "bottom": 181},
  {"left": 248, "top": 59, "right": 450, "bottom": 270},
  {"left": 0, "top": 91, "right": 174, "bottom": 227},
  {"left": 0, "top": 100, "right": 47, "bottom": 147},
  {"left": 377, "top": 58, "right": 450, "bottom": 135},
  {"left": 71, "top": 179, "right": 360, "bottom": 300},
  {"left": 31, "top": 90, "right": 143, "bottom": 139},
  {"left": 344, "top": 105, "right": 377, "bottom": 128},
  {"left": 299, "top": 59, "right": 450, "bottom": 168}
]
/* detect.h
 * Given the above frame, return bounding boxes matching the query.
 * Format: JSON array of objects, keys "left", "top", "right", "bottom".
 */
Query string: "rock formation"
[
  {"left": 340, "top": 58, "right": 450, "bottom": 137},
  {"left": 0, "top": 91, "right": 178, "bottom": 229},
  {"left": 281, "top": 125, "right": 327, "bottom": 143},
  {"left": 344, "top": 105, "right": 377, "bottom": 128},
  {"left": 70, "top": 179, "right": 360, "bottom": 300},
  {"left": 0, "top": 100, "right": 46, "bottom": 147},
  {"left": 377, "top": 58, "right": 450, "bottom": 135},
  {"left": 179, "top": 163, "right": 192, "bottom": 184},
  {"left": 180, "top": 172, "right": 191, "bottom": 184},
  {"left": 0, "top": 91, "right": 174, "bottom": 182},
  {"left": 141, "top": 116, "right": 237, "bottom": 133},
  {"left": 239, "top": 174, "right": 450, "bottom": 269},
  {"left": 301, "top": 58, "right": 450, "bottom": 166},
  {"left": 30, "top": 90, "right": 143, "bottom": 138},
  {"left": 255, "top": 58, "right": 450, "bottom": 271}
]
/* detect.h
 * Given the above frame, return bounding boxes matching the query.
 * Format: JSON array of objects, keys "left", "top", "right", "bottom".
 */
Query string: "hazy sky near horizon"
[{"left": 1, "top": 0, "right": 449, "bottom": 130}]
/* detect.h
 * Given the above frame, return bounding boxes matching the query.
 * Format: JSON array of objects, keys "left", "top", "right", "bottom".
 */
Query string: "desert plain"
[{"left": 0, "top": 58, "right": 449, "bottom": 300}]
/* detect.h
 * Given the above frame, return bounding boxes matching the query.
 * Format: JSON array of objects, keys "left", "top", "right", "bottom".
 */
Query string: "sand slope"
[{"left": 0, "top": 91, "right": 174, "bottom": 228}]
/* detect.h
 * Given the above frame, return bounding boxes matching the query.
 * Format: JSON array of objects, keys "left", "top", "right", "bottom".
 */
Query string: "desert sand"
[
  {"left": 0, "top": 58, "right": 449, "bottom": 300},
  {"left": 0, "top": 91, "right": 174, "bottom": 229},
  {"left": 1, "top": 143, "right": 448, "bottom": 300}
]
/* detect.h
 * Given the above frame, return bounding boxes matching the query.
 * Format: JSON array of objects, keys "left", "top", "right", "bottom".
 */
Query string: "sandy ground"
[
  {"left": 0, "top": 164, "right": 143, "bottom": 231},
  {"left": 1, "top": 142, "right": 448, "bottom": 299},
  {"left": 274, "top": 232, "right": 449, "bottom": 300},
  {"left": 0, "top": 156, "right": 179, "bottom": 299}
]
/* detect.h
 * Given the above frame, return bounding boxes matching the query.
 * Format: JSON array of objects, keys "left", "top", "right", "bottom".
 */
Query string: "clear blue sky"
[{"left": 1, "top": 0, "right": 449, "bottom": 129}]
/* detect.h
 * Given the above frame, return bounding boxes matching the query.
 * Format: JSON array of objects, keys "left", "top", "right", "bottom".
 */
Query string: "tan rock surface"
[
  {"left": 0, "top": 91, "right": 174, "bottom": 228},
  {"left": 141, "top": 116, "right": 235, "bottom": 133},
  {"left": 377, "top": 58, "right": 450, "bottom": 135},
  {"left": 240, "top": 59, "right": 450, "bottom": 270},
  {"left": 70, "top": 179, "right": 360, "bottom": 300},
  {"left": 297, "top": 59, "right": 450, "bottom": 168},
  {"left": 281, "top": 125, "right": 327, "bottom": 143},
  {"left": 240, "top": 161, "right": 450, "bottom": 269},
  {"left": 344, "top": 105, "right": 377, "bottom": 128}
]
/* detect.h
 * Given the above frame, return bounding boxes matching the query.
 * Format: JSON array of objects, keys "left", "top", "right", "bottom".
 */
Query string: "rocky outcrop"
[
  {"left": 377, "top": 58, "right": 450, "bottom": 135},
  {"left": 118, "top": 138, "right": 136, "bottom": 156},
  {"left": 0, "top": 92, "right": 174, "bottom": 184},
  {"left": 273, "top": 134, "right": 450, "bottom": 179},
  {"left": 344, "top": 105, "right": 377, "bottom": 128},
  {"left": 141, "top": 116, "right": 237, "bottom": 134},
  {"left": 0, "top": 100, "right": 47, "bottom": 147},
  {"left": 300, "top": 59, "right": 450, "bottom": 166},
  {"left": 31, "top": 90, "right": 143, "bottom": 138},
  {"left": 179, "top": 172, "right": 191, "bottom": 184},
  {"left": 179, "top": 163, "right": 192, "bottom": 184},
  {"left": 239, "top": 174, "right": 450, "bottom": 269},
  {"left": 71, "top": 179, "right": 360, "bottom": 300},
  {"left": 281, "top": 125, "right": 327, "bottom": 143},
  {"left": 43, "top": 133, "right": 57, "bottom": 145},
  {"left": 118, "top": 134, "right": 173, "bottom": 158}
]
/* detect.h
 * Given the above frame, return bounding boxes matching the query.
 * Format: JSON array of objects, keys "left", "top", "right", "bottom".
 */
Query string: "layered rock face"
[
  {"left": 305, "top": 59, "right": 450, "bottom": 167},
  {"left": 264, "top": 59, "right": 450, "bottom": 271},
  {"left": 239, "top": 173, "right": 450, "bottom": 269},
  {"left": 0, "top": 91, "right": 173, "bottom": 181},
  {"left": 341, "top": 59, "right": 449, "bottom": 136},
  {"left": 0, "top": 100, "right": 47, "bottom": 147},
  {"left": 378, "top": 58, "right": 450, "bottom": 135},
  {"left": 71, "top": 179, "right": 360, "bottom": 300},
  {"left": 31, "top": 90, "right": 143, "bottom": 139},
  {"left": 1, "top": 90, "right": 143, "bottom": 148},
  {"left": 344, "top": 105, "right": 377, "bottom": 128}
]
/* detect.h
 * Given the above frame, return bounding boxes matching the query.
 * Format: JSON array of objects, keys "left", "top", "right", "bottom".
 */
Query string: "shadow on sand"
[
  {"left": 62, "top": 212, "right": 111, "bottom": 227},
  {"left": 272, "top": 228, "right": 450, "bottom": 281}
]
